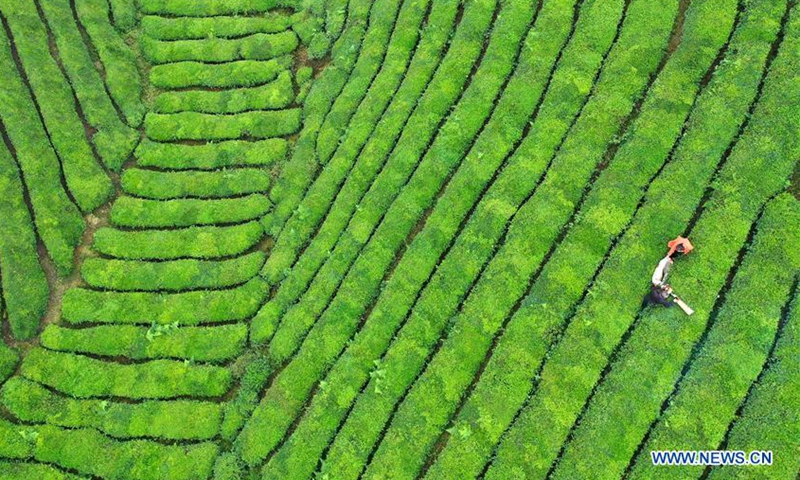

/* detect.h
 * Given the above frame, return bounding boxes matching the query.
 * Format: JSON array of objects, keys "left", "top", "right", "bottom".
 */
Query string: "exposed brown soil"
[
  {"left": 790, "top": 163, "right": 800, "bottom": 201},
  {"left": 294, "top": 44, "right": 331, "bottom": 79}
]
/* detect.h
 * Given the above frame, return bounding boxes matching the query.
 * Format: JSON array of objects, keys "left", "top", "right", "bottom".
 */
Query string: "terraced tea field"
[{"left": 0, "top": 0, "right": 799, "bottom": 478}]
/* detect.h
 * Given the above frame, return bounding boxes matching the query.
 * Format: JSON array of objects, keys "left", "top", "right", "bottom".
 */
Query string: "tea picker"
[{"left": 644, "top": 236, "right": 695, "bottom": 315}]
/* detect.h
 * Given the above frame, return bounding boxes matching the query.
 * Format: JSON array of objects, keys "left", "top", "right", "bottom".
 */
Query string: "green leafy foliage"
[
  {"left": 0, "top": 418, "right": 218, "bottom": 479},
  {"left": 74, "top": 0, "right": 145, "bottom": 126},
  {"left": 121, "top": 168, "right": 271, "bottom": 199},
  {"left": 41, "top": 323, "right": 245, "bottom": 362},
  {"left": 1, "top": 0, "right": 113, "bottom": 212},
  {"left": 144, "top": 109, "right": 301, "bottom": 141},
  {"left": 92, "top": 221, "right": 264, "bottom": 260},
  {"left": 141, "top": 30, "right": 298, "bottom": 64},
  {"left": 149, "top": 56, "right": 292, "bottom": 89},
  {"left": 0, "top": 344, "right": 19, "bottom": 385},
  {"left": 153, "top": 71, "right": 294, "bottom": 114},
  {"left": 61, "top": 277, "right": 269, "bottom": 325},
  {"left": 20, "top": 348, "right": 231, "bottom": 399},
  {"left": 110, "top": 195, "right": 271, "bottom": 228},
  {"left": 135, "top": 138, "right": 287, "bottom": 170},
  {"left": 82, "top": 251, "right": 265, "bottom": 291},
  {"left": 0, "top": 143, "right": 48, "bottom": 340},
  {"left": 0, "top": 23, "right": 83, "bottom": 276},
  {"left": 37, "top": 0, "right": 139, "bottom": 171},
  {"left": 141, "top": 13, "right": 299, "bottom": 40},
  {"left": 139, "top": 0, "right": 299, "bottom": 16},
  {"left": 2, "top": 377, "right": 223, "bottom": 440}
]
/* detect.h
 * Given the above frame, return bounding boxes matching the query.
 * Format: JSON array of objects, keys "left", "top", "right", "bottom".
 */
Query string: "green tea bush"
[
  {"left": 139, "top": 0, "right": 299, "bottom": 16},
  {"left": 266, "top": 0, "right": 373, "bottom": 232},
  {"left": 144, "top": 109, "right": 301, "bottom": 141},
  {"left": 110, "top": 195, "right": 271, "bottom": 228},
  {"left": 0, "top": 144, "right": 48, "bottom": 340},
  {"left": 37, "top": 0, "right": 139, "bottom": 171},
  {"left": 487, "top": 5, "right": 800, "bottom": 477},
  {"left": 141, "top": 30, "right": 298, "bottom": 63},
  {"left": 626, "top": 194, "right": 800, "bottom": 478},
  {"left": 107, "top": 0, "right": 138, "bottom": 31},
  {"left": 74, "top": 0, "right": 145, "bottom": 126},
  {"left": 92, "top": 221, "right": 264, "bottom": 259},
  {"left": 0, "top": 418, "right": 219, "bottom": 480},
  {"left": 41, "top": 323, "right": 246, "bottom": 362},
  {"left": 1, "top": 0, "right": 113, "bottom": 212},
  {"left": 121, "top": 168, "right": 271, "bottom": 199},
  {"left": 62, "top": 277, "right": 268, "bottom": 325},
  {"left": 135, "top": 138, "right": 287, "bottom": 169},
  {"left": 714, "top": 282, "right": 800, "bottom": 479},
  {"left": 239, "top": 0, "right": 534, "bottom": 466},
  {"left": 82, "top": 251, "right": 265, "bottom": 291},
  {"left": 20, "top": 348, "right": 231, "bottom": 399},
  {"left": 149, "top": 56, "right": 292, "bottom": 89},
  {"left": 0, "top": 461, "right": 78, "bottom": 480},
  {"left": 432, "top": 0, "right": 788, "bottom": 475},
  {"left": 153, "top": 71, "right": 294, "bottom": 114},
  {"left": 0, "top": 28, "right": 83, "bottom": 275},
  {"left": 2, "top": 377, "right": 223, "bottom": 440},
  {"left": 0, "top": 344, "right": 19, "bottom": 385},
  {"left": 141, "top": 13, "right": 299, "bottom": 40},
  {"left": 262, "top": 0, "right": 622, "bottom": 472}
]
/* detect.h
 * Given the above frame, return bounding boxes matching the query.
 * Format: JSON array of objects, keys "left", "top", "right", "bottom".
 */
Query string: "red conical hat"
[{"left": 667, "top": 236, "right": 694, "bottom": 256}]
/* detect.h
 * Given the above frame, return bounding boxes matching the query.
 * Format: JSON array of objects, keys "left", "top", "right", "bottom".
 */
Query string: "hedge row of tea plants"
[
  {"left": 92, "top": 221, "right": 264, "bottom": 260},
  {"left": 110, "top": 195, "right": 272, "bottom": 228},
  {"left": 1, "top": 0, "right": 113, "bottom": 213},
  {"left": 61, "top": 277, "right": 268, "bottom": 326},
  {"left": 238, "top": 0, "right": 539, "bottom": 466},
  {"left": 41, "top": 323, "right": 247, "bottom": 362},
  {"left": 2, "top": 377, "right": 223, "bottom": 440},
  {"left": 81, "top": 251, "right": 265, "bottom": 291},
  {"left": 135, "top": 138, "right": 287, "bottom": 170},
  {"left": 121, "top": 167, "right": 272, "bottom": 199},
  {"left": 144, "top": 109, "right": 301, "bottom": 141},
  {"left": 141, "top": 30, "right": 298, "bottom": 64},
  {"left": 485, "top": 5, "right": 800, "bottom": 478},
  {"left": 264, "top": 0, "right": 375, "bottom": 232},
  {"left": 152, "top": 71, "right": 294, "bottom": 114},
  {"left": 0, "top": 460, "right": 79, "bottom": 480},
  {"left": 0, "top": 142, "right": 48, "bottom": 340},
  {"left": 713, "top": 281, "right": 800, "bottom": 479},
  {"left": 0, "top": 25, "right": 84, "bottom": 277},
  {"left": 0, "top": 418, "right": 218, "bottom": 479},
  {"left": 362, "top": 0, "right": 737, "bottom": 476},
  {"left": 139, "top": 0, "right": 301, "bottom": 16},
  {"left": 260, "top": 0, "right": 621, "bottom": 473},
  {"left": 428, "top": 0, "right": 787, "bottom": 477},
  {"left": 258, "top": 0, "right": 458, "bottom": 286},
  {"left": 263, "top": 2, "right": 496, "bottom": 288},
  {"left": 251, "top": 0, "right": 502, "bottom": 349},
  {"left": 74, "top": 0, "right": 145, "bottom": 126},
  {"left": 219, "top": 2, "right": 457, "bottom": 442},
  {"left": 310, "top": 0, "right": 681, "bottom": 475},
  {"left": 547, "top": 6, "right": 800, "bottom": 478},
  {"left": 625, "top": 194, "right": 800, "bottom": 479},
  {"left": 19, "top": 348, "right": 231, "bottom": 399},
  {"left": 313, "top": 0, "right": 420, "bottom": 165},
  {"left": 37, "top": 0, "right": 139, "bottom": 171},
  {"left": 107, "top": 0, "right": 137, "bottom": 32},
  {"left": 141, "top": 13, "right": 299, "bottom": 40},
  {"left": 149, "top": 56, "right": 292, "bottom": 89}
]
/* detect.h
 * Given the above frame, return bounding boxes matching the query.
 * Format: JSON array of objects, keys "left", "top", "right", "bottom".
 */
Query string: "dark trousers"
[{"left": 643, "top": 286, "right": 674, "bottom": 308}]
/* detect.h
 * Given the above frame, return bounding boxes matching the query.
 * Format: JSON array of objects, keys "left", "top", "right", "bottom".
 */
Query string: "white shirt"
[{"left": 652, "top": 256, "right": 673, "bottom": 287}]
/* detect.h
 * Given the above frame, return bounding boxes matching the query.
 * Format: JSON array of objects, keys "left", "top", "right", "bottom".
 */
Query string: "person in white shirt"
[{"left": 643, "top": 243, "right": 687, "bottom": 307}]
